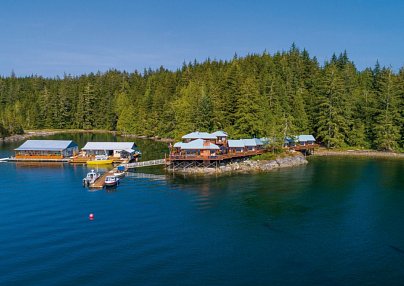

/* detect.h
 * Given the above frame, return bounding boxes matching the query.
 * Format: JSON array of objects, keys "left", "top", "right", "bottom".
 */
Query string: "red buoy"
[{"left": 89, "top": 213, "right": 94, "bottom": 220}]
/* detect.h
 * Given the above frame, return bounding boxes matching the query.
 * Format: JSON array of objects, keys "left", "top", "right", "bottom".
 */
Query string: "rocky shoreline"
[
  {"left": 1, "top": 130, "right": 119, "bottom": 143},
  {"left": 0, "top": 131, "right": 59, "bottom": 143},
  {"left": 168, "top": 154, "right": 308, "bottom": 175},
  {"left": 1, "top": 129, "right": 175, "bottom": 143},
  {"left": 314, "top": 149, "right": 404, "bottom": 158}
]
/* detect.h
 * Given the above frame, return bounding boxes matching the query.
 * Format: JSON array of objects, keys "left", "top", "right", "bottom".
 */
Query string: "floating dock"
[
  {"left": 123, "top": 159, "right": 166, "bottom": 169},
  {"left": 70, "top": 156, "right": 128, "bottom": 164},
  {"left": 89, "top": 171, "right": 112, "bottom": 189},
  {"left": 88, "top": 159, "right": 164, "bottom": 188},
  {"left": 6, "top": 157, "right": 70, "bottom": 162}
]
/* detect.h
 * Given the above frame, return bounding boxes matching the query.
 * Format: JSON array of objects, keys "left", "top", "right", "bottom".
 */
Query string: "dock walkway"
[
  {"left": 90, "top": 171, "right": 111, "bottom": 188},
  {"left": 123, "top": 159, "right": 166, "bottom": 169}
]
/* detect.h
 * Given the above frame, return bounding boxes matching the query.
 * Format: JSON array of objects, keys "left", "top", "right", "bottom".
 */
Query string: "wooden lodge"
[
  {"left": 211, "top": 130, "right": 228, "bottom": 145},
  {"left": 181, "top": 130, "right": 229, "bottom": 146},
  {"left": 168, "top": 131, "right": 265, "bottom": 169},
  {"left": 14, "top": 140, "right": 79, "bottom": 161},
  {"left": 172, "top": 139, "right": 220, "bottom": 159},
  {"left": 181, "top": 131, "right": 217, "bottom": 143},
  {"left": 284, "top": 135, "right": 318, "bottom": 153}
]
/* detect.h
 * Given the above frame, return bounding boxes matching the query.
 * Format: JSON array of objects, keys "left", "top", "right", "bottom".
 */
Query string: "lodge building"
[
  {"left": 284, "top": 135, "right": 318, "bottom": 153},
  {"left": 168, "top": 131, "right": 265, "bottom": 169}
]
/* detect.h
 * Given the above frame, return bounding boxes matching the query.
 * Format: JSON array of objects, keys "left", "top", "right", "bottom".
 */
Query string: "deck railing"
[
  {"left": 287, "top": 144, "right": 319, "bottom": 151},
  {"left": 167, "top": 149, "right": 265, "bottom": 161},
  {"left": 15, "top": 154, "right": 64, "bottom": 160}
]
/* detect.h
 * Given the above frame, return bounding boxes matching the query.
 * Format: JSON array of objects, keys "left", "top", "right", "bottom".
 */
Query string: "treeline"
[{"left": 0, "top": 45, "right": 403, "bottom": 150}]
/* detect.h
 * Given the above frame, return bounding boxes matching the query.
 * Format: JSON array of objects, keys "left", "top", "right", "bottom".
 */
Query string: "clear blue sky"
[{"left": 1, "top": 0, "right": 403, "bottom": 77}]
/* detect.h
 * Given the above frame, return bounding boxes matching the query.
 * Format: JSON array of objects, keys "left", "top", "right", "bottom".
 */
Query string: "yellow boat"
[{"left": 86, "top": 155, "right": 113, "bottom": 165}]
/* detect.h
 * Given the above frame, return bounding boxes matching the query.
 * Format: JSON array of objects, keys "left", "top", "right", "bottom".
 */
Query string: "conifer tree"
[
  {"left": 316, "top": 63, "right": 348, "bottom": 148},
  {"left": 373, "top": 68, "right": 400, "bottom": 150},
  {"left": 0, "top": 47, "right": 402, "bottom": 151},
  {"left": 234, "top": 77, "right": 267, "bottom": 138}
]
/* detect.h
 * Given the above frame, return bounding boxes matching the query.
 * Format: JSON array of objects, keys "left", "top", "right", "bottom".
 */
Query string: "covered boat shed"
[
  {"left": 81, "top": 142, "right": 137, "bottom": 158},
  {"left": 14, "top": 140, "right": 79, "bottom": 159}
]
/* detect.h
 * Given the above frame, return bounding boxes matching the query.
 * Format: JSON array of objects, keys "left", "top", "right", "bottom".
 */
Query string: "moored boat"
[
  {"left": 113, "top": 171, "right": 125, "bottom": 178},
  {"left": 105, "top": 175, "right": 120, "bottom": 187},
  {"left": 87, "top": 155, "right": 113, "bottom": 165},
  {"left": 83, "top": 169, "right": 101, "bottom": 187},
  {"left": 113, "top": 165, "right": 126, "bottom": 178}
]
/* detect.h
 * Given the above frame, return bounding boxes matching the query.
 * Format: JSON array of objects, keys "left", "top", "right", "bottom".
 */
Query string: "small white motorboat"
[
  {"left": 113, "top": 171, "right": 125, "bottom": 178},
  {"left": 113, "top": 165, "right": 126, "bottom": 178},
  {"left": 105, "top": 175, "right": 120, "bottom": 187},
  {"left": 83, "top": 169, "right": 101, "bottom": 187}
]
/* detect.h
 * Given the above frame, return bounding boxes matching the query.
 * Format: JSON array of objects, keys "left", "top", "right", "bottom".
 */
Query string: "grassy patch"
[{"left": 251, "top": 149, "right": 289, "bottom": 161}]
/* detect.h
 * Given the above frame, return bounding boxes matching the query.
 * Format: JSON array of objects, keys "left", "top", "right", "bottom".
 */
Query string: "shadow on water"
[
  {"left": 165, "top": 168, "right": 318, "bottom": 241},
  {"left": 389, "top": 245, "right": 404, "bottom": 255}
]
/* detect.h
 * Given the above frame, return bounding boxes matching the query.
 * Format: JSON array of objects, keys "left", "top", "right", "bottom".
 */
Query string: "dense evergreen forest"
[{"left": 0, "top": 45, "right": 403, "bottom": 150}]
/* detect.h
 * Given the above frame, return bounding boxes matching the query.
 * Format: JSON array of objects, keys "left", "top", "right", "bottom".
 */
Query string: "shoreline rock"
[
  {"left": 0, "top": 130, "right": 118, "bottom": 143},
  {"left": 168, "top": 154, "right": 308, "bottom": 175},
  {"left": 314, "top": 149, "right": 404, "bottom": 159},
  {"left": 0, "top": 129, "right": 175, "bottom": 144}
]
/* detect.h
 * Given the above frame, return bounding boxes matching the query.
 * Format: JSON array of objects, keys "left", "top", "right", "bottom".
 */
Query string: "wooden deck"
[
  {"left": 15, "top": 154, "right": 64, "bottom": 160},
  {"left": 9, "top": 157, "right": 70, "bottom": 162},
  {"left": 167, "top": 150, "right": 265, "bottom": 161},
  {"left": 88, "top": 159, "right": 131, "bottom": 188},
  {"left": 70, "top": 156, "right": 126, "bottom": 164},
  {"left": 288, "top": 144, "right": 319, "bottom": 151},
  {"left": 12, "top": 154, "right": 69, "bottom": 162}
]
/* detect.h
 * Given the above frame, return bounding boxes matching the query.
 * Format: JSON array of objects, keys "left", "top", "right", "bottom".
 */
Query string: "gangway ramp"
[{"left": 123, "top": 159, "right": 166, "bottom": 169}]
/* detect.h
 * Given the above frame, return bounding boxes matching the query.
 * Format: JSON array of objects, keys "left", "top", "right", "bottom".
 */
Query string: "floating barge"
[
  {"left": 9, "top": 140, "right": 139, "bottom": 164},
  {"left": 11, "top": 140, "right": 79, "bottom": 162},
  {"left": 89, "top": 171, "right": 111, "bottom": 189},
  {"left": 87, "top": 166, "right": 126, "bottom": 189},
  {"left": 70, "top": 142, "right": 139, "bottom": 164}
]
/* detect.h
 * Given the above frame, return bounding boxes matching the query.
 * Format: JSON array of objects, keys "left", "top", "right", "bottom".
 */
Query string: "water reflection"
[
  {"left": 15, "top": 162, "right": 66, "bottom": 168},
  {"left": 125, "top": 172, "right": 167, "bottom": 181},
  {"left": 167, "top": 164, "right": 316, "bottom": 216}
]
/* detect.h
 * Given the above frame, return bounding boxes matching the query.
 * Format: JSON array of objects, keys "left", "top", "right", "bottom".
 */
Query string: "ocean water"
[{"left": 0, "top": 134, "right": 403, "bottom": 285}]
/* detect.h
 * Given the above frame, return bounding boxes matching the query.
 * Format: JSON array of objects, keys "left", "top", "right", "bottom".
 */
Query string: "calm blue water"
[{"left": 1, "top": 135, "right": 404, "bottom": 285}]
